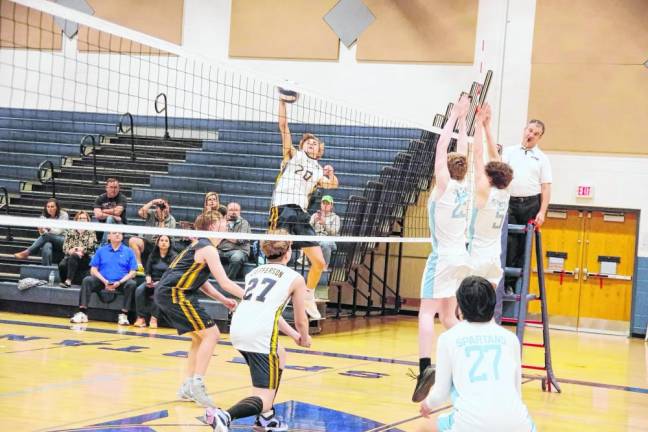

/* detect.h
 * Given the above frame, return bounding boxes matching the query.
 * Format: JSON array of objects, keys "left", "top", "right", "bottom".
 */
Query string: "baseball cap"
[{"left": 321, "top": 195, "right": 334, "bottom": 204}]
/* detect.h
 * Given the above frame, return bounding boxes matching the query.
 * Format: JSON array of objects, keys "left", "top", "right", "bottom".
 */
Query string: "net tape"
[{"left": 0, "top": 214, "right": 436, "bottom": 243}]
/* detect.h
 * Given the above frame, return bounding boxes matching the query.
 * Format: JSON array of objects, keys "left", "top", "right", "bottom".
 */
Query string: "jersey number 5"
[
  {"left": 492, "top": 204, "right": 506, "bottom": 229},
  {"left": 464, "top": 345, "right": 501, "bottom": 383},
  {"left": 243, "top": 277, "right": 276, "bottom": 302},
  {"left": 295, "top": 164, "right": 313, "bottom": 181}
]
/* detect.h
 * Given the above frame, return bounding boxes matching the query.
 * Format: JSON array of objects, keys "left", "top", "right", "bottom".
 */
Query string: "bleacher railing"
[
  {"left": 0, "top": 187, "right": 13, "bottom": 241},
  {"left": 118, "top": 112, "right": 136, "bottom": 161},
  {"left": 155, "top": 92, "right": 171, "bottom": 140},
  {"left": 80, "top": 134, "right": 100, "bottom": 185},
  {"left": 37, "top": 160, "right": 56, "bottom": 198}
]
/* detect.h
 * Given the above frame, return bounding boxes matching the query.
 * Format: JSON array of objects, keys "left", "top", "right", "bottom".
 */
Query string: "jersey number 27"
[
  {"left": 243, "top": 277, "right": 276, "bottom": 302},
  {"left": 464, "top": 345, "right": 501, "bottom": 383}
]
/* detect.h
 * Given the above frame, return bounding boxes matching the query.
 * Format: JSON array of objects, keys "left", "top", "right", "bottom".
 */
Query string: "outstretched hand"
[
  {"left": 419, "top": 401, "right": 433, "bottom": 418},
  {"left": 476, "top": 103, "right": 491, "bottom": 126}
]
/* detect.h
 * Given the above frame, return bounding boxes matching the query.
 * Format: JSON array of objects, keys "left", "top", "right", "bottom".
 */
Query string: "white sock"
[{"left": 261, "top": 408, "right": 274, "bottom": 418}]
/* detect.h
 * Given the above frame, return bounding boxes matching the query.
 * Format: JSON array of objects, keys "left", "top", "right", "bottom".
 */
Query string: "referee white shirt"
[{"left": 502, "top": 146, "right": 552, "bottom": 198}]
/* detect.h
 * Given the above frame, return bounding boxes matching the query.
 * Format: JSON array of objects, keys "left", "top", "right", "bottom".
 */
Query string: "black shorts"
[
  {"left": 155, "top": 292, "right": 216, "bottom": 335},
  {"left": 268, "top": 204, "right": 318, "bottom": 249},
  {"left": 239, "top": 350, "right": 281, "bottom": 390}
]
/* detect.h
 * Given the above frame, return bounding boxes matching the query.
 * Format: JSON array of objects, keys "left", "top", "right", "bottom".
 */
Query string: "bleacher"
[{"left": 0, "top": 107, "right": 432, "bottom": 325}]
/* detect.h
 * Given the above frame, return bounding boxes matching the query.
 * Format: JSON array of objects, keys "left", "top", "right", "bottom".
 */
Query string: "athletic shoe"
[
  {"left": 117, "top": 313, "right": 130, "bottom": 326},
  {"left": 203, "top": 407, "right": 231, "bottom": 432},
  {"left": 136, "top": 263, "right": 146, "bottom": 276},
  {"left": 190, "top": 378, "right": 216, "bottom": 408},
  {"left": 254, "top": 409, "right": 288, "bottom": 431},
  {"left": 304, "top": 288, "right": 322, "bottom": 320},
  {"left": 70, "top": 311, "right": 88, "bottom": 323},
  {"left": 409, "top": 366, "right": 436, "bottom": 403},
  {"left": 177, "top": 379, "right": 193, "bottom": 401}
]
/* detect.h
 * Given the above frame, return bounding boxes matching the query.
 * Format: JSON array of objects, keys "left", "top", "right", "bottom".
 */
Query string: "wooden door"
[
  {"left": 577, "top": 211, "right": 637, "bottom": 333},
  {"left": 529, "top": 209, "right": 585, "bottom": 327}
]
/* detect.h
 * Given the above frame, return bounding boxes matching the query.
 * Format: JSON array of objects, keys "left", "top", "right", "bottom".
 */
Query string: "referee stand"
[{"left": 498, "top": 221, "right": 562, "bottom": 393}]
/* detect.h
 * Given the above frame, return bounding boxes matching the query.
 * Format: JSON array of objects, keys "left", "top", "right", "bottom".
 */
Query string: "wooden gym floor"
[{"left": 0, "top": 311, "right": 646, "bottom": 431}]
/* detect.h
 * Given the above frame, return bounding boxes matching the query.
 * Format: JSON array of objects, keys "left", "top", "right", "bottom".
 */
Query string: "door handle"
[
  {"left": 536, "top": 269, "right": 578, "bottom": 277},
  {"left": 583, "top": 269, "right": 632, "bottom": 281}
]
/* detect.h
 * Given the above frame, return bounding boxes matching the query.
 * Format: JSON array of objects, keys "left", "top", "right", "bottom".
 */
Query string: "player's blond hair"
[
  {"left": 447, "top": 152, "right": 468, "bottom": 181},
  {"left": 194, "top": 210, "right": 223, "bottom": 231},
  {"left": 262, "top": 229, "right": 292, "bottom": 260},
  {"left": 299, "top": 133, "right": 325, "bottom": 159}
]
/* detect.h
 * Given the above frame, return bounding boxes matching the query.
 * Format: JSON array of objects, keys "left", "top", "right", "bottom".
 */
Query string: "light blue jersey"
[
  {"left": 426, "top": 321, "right": 534, "bottom": 432},
  {"left": 429, "top": 179, "right": 469, "bottom": 256}
]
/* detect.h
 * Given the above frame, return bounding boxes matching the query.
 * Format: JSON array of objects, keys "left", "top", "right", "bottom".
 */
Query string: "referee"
[{"left": 502, "top": 119, "right": 552, "bottom": 292}]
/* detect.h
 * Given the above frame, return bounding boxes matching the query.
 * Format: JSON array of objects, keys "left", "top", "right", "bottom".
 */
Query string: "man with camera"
[{"left": 128, "top": 198, "right": 177, "bottom": 274}]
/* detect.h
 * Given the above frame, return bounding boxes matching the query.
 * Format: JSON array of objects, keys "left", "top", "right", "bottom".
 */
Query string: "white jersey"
[
  {"left": 468, "top": 187, "right": 510, "bottom": 257},
  {"left": 230, "top": 264, "right": 300, "bottom": 354},
  {"left": 429, "top": 179, "right": 469, "bottom": 256},
  {"left": 426, "top": 321, "right": 533, "bottom": 432},
  {"left": 271, "top": 150, "right": 324, "bottom": 211}
]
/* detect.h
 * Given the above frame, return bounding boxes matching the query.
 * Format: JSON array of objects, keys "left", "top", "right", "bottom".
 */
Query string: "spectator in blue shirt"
[{"left": 70, "top": 231, "right": 137, "bottom": 325}]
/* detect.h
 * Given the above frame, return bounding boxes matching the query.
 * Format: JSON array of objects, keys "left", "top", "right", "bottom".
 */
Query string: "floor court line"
[
  {"left": 3, "top": 317, "right": 648, "bottom": 398},
  {"left": 37, "top": 342, "right": 414, "bottom": 431},
  {"left": 0, "top": 366, "right": 170, "bottom": 399},
  {"left": 365, "top": 379, "right": 536, "bottom": 432},
  {"left": 3, "top": 337, "right": 133, "bottom": 354}
]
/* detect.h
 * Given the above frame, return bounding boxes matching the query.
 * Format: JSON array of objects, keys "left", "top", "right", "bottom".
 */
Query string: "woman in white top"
[
  {"left": 420, "top": 275, "right": 535, "bottom": 432},
  {"left": 14, "top": 198, "right": 69, "bottom": 265}
]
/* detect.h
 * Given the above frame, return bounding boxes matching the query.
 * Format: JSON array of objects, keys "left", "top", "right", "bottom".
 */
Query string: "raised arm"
[
  {"left": 278, "top": 99, "right": 296, "bottom": 163},
  {"left": 480, "top": 103, "right": 500, "bottom": 161},
  {"left": 473, "top": 108, "right": 491, "bottom": 208},
  {"left": 434, "top": 94, "right": 470, "bottom": 192},
  {"left": 456, "top": 115, "right": 469, "bottom": 156}
]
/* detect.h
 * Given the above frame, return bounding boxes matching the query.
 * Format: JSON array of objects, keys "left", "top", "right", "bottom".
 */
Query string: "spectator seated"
[
  {"left": 128, "top": 198, "right": 176, "bottom": 275},
  {"left": 133, "top": 235, "right": 176, "bottom": 328},
  {"left": 217, "top": 202, "right": 252, "bottom": 280},
  {"left": 14, "top": 198, "right": 68, "bottom": 266},
  {"left": 70, "top": 231, "right": 137, "bottom": 325},
  {"left": 93, "top": 178, "right": 128, "bottom": 245},
  {"left": 58, "top": 210, "right": 97, "bottom": 287}
]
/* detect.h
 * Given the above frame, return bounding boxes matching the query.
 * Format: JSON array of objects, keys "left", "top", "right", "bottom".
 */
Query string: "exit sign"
[{"left": 577, "top": 185, "right": 593, "bottom": 198}]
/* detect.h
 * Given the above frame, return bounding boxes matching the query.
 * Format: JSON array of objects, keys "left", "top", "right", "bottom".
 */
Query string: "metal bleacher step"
[
  {"left": 111, "top": 134, "right": 204, "bottom": 148},
  {"left": 61, "top": 165, "right": 164, "bottom": 177},
  {"left": 72, "top": 158, "right": 169, "bottom": 171},
  {"left": 26, "top": 182, "right": 135, "bottom": 197}
]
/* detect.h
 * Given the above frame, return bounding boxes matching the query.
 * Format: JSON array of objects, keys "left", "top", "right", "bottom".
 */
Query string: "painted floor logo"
[{"left": 60, "top": 401, "right": 403, "bottom": 431}]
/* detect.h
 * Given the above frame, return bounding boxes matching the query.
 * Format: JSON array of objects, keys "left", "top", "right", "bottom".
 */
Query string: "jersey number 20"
[
  {"left": 243, "top": 277, "right": 276, "bottom": 302},
  {"left": 295, "top": 164, "right": 313, "bottom": 181}
]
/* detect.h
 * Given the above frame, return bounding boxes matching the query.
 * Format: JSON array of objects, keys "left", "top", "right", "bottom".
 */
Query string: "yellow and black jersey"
[{"left": 156, "top": 238, "right": 212, "bottom": 298}]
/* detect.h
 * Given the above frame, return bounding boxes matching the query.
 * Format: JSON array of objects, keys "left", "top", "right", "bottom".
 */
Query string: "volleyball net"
[{"left": 0, "top": 0, "right": 495, "bottom": 298}]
